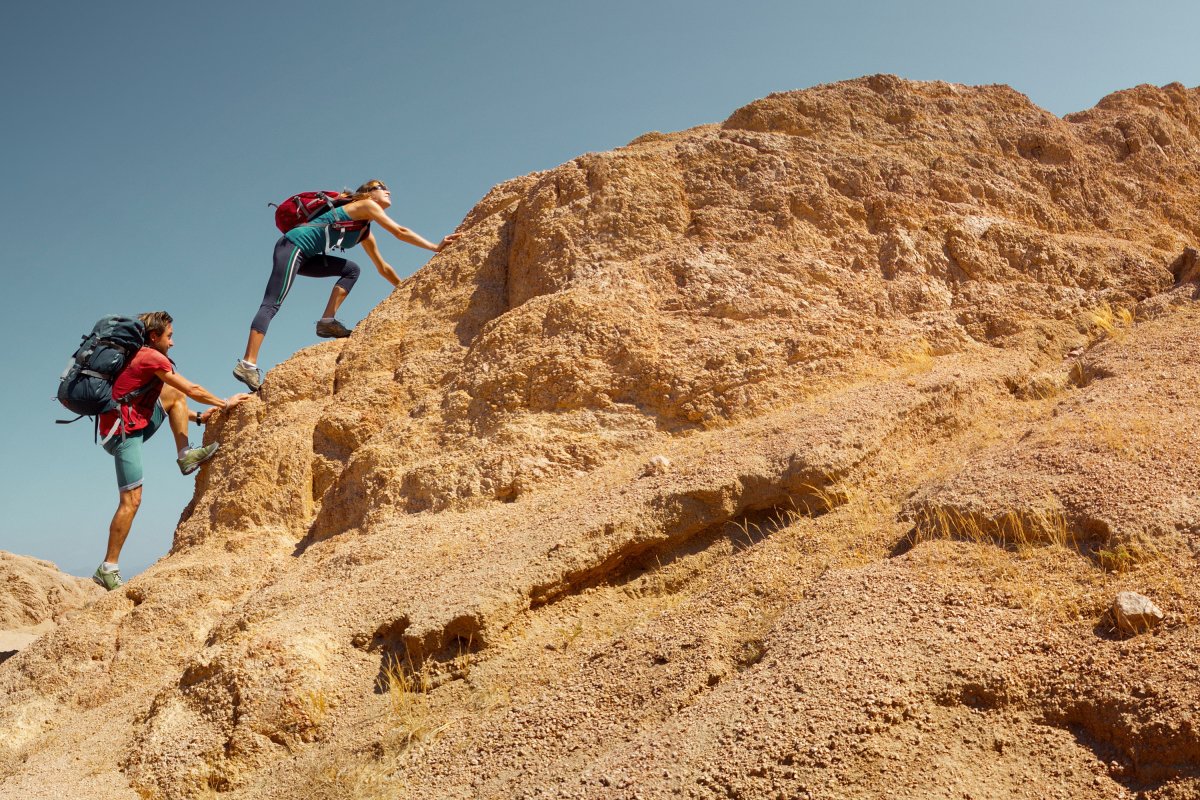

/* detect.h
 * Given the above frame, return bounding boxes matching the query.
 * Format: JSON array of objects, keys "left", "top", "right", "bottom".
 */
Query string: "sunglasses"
[{"left": 369, "top": 184, "right": 389, "bottom": 192}]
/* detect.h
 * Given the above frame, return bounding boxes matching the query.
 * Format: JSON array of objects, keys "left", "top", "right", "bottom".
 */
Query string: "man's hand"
[
  {"left": 436, "top": 233, "right": 462, "bottom": 252},
  {"left": 199, "top": 393, "right": 252, "bottom": 424}
]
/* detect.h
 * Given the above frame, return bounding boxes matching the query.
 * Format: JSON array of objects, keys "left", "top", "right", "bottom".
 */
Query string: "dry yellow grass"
[
  {"left": 298, "top": 751, "right": 404, "bottom": 800},
  {"left": 914, "top": 500, "right": 1075, "bottom": 551},
  {"left": 378, "top": 657, "right": 451, "bottom": 752},
  {"left": 1082, "top": 302, "right": 1135, "bottom": 345}
]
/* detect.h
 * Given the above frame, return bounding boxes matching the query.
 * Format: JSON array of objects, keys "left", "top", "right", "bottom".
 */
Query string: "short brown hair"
[{"left": 140, "top": 311, "right": 173, "bottom": 340}]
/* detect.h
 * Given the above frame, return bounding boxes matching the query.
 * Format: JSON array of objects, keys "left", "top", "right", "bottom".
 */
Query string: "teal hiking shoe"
[
  {"left": 178, "top": 442, "right": 220, "bottom": 475},
  {"left": 316, "top": 318, "right": 352, "bottom": 339},
  {"left": 233, "top": 360, "right": 263, "bottom": 392},
  {"left": 93, "top": 564, "right": 124, "bottom": 591}
]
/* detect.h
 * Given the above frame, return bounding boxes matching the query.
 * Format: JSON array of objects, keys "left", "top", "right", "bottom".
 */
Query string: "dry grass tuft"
[
  {"left": 1082, "top": 302, "right": 1135, "bottom": 345},
  {"left": 294, "top": 688, "right": 331, "bottom": 740},
  {"left": 893, "top": 338, "right": 935, "bottom": 375},
  {"left": 797, "top": 483, "right": 850, "bottom": 517},
  {"left": 1095, "top": 541, "right": 1159, "bottom": 574},
  {"left": 296, "top": 751, "right": 404, "bottom": 800},
  {"left": 1082, "top": 412, "right": 1152, "bottom": 457},
  {"left": 1018, "top": 372, "right": 1069, "bottom": 401},
  {"left": 914, "top": 501, "right": 1075, "bottom": 552},
  {"left": 378, "top": 656, "right": 452, "bottom": 753}
]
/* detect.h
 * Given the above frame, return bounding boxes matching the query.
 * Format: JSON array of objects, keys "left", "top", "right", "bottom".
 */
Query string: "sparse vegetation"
[
  {"left": 555, "top": 618, "right": 585, "bottom": 651},
  {"left": 378, "top": 656, "right": 450, "bottom": 752},
  {"left": 303, "top": 688, "right": 330, "bottom": 729},
  {"left": 1083, "top": 412, "right": 1152, "bottom": 457},
  {"left": 298, "top": 751, "right": 403, "bottom": 800},
  {"left": 1095, "top": 542, "right": 1157, "bottom": 574},
  {"left": 1082, "top": 302, "right": 1135, "bottom": 345},
  {"left": 914, "top": 501, "right": 1075, "bottom": 552}
]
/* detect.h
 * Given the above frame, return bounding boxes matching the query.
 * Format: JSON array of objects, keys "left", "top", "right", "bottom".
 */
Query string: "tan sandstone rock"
[
  {"left": 1113, "top": 591, "right": 1165, "bottom": 635},
  {"left": 0, "top": 552, "right": 100, "bottom": 663}
]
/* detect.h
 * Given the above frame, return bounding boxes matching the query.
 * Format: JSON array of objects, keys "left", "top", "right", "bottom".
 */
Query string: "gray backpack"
[{"left": 56, "top": 315, "right": 149, "bottom": 439}]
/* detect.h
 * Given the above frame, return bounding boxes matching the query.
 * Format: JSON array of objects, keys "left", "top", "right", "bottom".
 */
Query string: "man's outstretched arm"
[{"left": 157, "top": 370, "right": 250, "bottom": 420}]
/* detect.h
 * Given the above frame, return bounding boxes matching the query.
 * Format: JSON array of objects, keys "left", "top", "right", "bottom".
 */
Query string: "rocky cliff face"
[
  {"left": 3, "top": 75, "right": 1199, "bottom": 800},
  {"left": 0, "top": 552, "right": 100, "bottom": 664}
]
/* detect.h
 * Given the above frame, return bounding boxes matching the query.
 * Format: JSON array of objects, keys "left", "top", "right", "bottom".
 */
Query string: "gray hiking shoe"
[
  {"left": 233, "top": 360, "right": 263, "bottom": 392},
  {"left": 93, "top": 564, "right": 124, "bottom": 591},
  {"left": 178, "top": 442, "right": 220, "bottom": 475},
  {"left": 316, "top": 318, "right": 353, "bottom": 339}
]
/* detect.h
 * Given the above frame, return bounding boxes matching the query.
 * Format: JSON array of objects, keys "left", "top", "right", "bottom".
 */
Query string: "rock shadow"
[
  {"left": 362, "top": 614, "right": 484, "bottom": 696},
  {"left": 530, "top": 478, "right": 846, "bottom": 610},
  {"left": 452, "top": 218, "right": 514, "bottom": 348},
  {"left": 1051, "top": 702, "right": 1200, "bottom": 794},
  {"left": 888, "top": 526, "right": 919, "bottom": 558}
]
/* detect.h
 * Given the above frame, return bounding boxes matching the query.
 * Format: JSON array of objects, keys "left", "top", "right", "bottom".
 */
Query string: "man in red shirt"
[{"left": 93, "top": 311, "right": 251, "bottom": 590}]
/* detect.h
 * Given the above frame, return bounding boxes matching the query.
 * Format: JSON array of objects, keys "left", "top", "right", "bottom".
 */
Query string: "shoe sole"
[
  {"left": 180, "top": 442, "right": 220, "bottom": 475},
  {"left": 232, "top": 369, "right": 262, "bottom": 392},
  {"left": 92, "top": 575, "right": 122, "bottom": 590}
]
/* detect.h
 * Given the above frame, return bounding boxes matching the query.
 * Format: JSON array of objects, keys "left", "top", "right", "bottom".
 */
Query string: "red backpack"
[
  {"left": 270, "top": 190, "right": 371, "bottom": 248},
  {"left": 271, "top": 190, "right": 341, "bottom": 232}
]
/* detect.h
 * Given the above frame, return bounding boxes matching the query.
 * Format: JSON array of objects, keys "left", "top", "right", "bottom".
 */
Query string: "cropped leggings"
[{"left": 250, "top": 237, "right": 361, "bottom": 333}]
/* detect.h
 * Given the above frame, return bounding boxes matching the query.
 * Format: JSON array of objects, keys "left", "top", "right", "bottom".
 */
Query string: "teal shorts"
[{"left": 103, "top": 403, "right": 167, "bottom": 492}]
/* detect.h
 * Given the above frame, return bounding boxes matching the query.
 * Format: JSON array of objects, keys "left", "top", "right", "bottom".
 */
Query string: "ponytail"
[{"left": 343, "top": 179, "right": 389, "bottom": 203}]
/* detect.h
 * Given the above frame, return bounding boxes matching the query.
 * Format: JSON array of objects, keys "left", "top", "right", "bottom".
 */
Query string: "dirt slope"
[
  {"left": 3, "top": 75, "right": 1199, "bottom": 799},
  {"left": 0, "top": 552, "right": 100, "bottom": 665}
]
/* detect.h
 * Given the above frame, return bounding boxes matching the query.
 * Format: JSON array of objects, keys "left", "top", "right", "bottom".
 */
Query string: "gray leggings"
[{"left": 251, "top": 237, "right": 361, "bottom": 333}]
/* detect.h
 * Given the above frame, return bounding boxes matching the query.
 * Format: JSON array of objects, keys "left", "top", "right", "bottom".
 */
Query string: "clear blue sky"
[{"left": 4, "top": 1, "right": 1197, "bottom": 579}]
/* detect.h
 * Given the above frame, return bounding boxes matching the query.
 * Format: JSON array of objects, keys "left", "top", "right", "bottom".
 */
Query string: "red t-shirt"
[{"left": 98, "top": 347, "right": 174, "bottom": 436}]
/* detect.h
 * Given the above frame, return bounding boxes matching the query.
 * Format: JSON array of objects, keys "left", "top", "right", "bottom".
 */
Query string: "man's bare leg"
[
  {"left": 105, "top": 485, "right": 142, "bottom": 564},
  {"left": 159, "top": 384, "right": 191, "bottom": 452}
]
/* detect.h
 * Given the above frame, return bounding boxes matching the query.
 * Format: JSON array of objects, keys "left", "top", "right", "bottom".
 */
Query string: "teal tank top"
[{"left": 284, "top": 206, "right": 370, "bottom": 256}]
